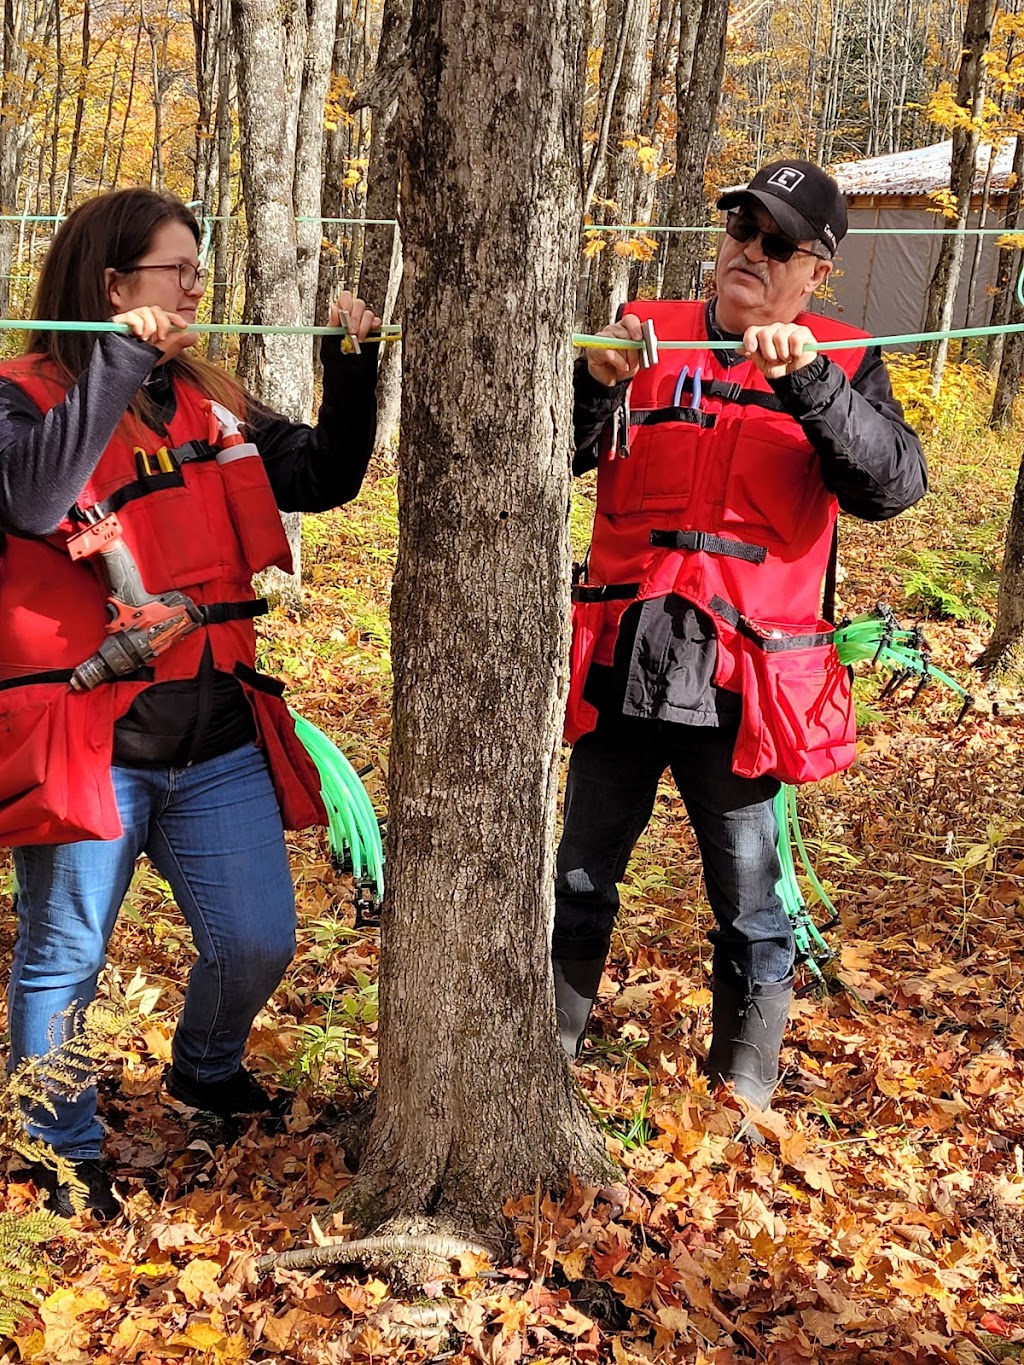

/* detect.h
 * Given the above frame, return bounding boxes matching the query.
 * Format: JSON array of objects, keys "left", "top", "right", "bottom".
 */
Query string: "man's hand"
[
  {"left": 740, "top": 323, "right": 819, "bottom": 381},
  {"left": 112, "top": 306, "right": 198, "bottom": 361},
  {"left": 329, "top": 289, "right": 382, "bottom": 342},
  {"left": 586, "top": 314, "right": 644, "bottom": 387}
]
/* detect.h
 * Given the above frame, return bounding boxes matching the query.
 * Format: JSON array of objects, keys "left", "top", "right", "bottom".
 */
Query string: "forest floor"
[{"left": 2, "top": 365, "right": 1024, "bottom": 1364}]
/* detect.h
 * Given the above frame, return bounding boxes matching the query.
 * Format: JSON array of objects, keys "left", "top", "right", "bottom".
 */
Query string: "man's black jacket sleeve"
[{"left": 571, "top": 347, "right": 927, "bottom": 522}]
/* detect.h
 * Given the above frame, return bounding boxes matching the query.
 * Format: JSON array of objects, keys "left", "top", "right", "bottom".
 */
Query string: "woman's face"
[{"left": 105, "top": 221, "right": 206, "bottom": 320}]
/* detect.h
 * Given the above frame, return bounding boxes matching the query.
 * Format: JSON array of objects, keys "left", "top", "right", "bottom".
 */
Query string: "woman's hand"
[
  {"left": 112, "top": 306, "right": 198, "bottom": 361},
  {"left": 329, "top": 290, "right": 383, "bottom": 345}
]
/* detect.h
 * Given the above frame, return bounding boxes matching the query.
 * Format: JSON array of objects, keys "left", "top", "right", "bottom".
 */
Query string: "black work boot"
[
  {"left": 17, "top": 1156, "right": 120, "bottom": 1220},
  {"left": 164, "top": 1062, "right": 288, "bottom": 1120},
  {"left": 704, "top": 975, "right": 793, "bottom": 1111},
  {"left": 552, "top": 955, "right": 607, "bottom": 1060}
]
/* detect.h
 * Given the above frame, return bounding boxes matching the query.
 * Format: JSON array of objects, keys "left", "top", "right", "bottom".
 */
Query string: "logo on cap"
[{"left": 766, "top": 167, "right": 805, "bottom": 192}]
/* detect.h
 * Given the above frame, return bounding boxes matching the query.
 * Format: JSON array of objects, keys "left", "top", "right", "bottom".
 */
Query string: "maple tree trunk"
[
  {"left": 920, "top": 0, "right": 998, "bottom": 393},
  {"left": 345, "top": 0, "right": 612, "bottom": 1239},
  {"left": 661, "top": 0, "right": 728, "bottom": 302},
  {"left": 232, "top": 0, "right": 313, "bottom": 594},
  {"left": 976, "top": 456, "right": 1024, "bottom": 680},
  {"left": 986, "top": 124, "right": 1024, "bottom": 373},
  {"left": 586, "top": 0, "right": 647, "bottom": 332}
]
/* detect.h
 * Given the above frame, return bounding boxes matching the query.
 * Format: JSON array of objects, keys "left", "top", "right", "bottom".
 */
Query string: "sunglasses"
[{"left": 725, "top": 213, "right": 824, "bottom": 264}]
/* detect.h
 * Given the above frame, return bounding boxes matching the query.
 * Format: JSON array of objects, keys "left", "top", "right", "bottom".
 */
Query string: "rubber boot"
[
  {"left": 704, "top": 974, "right": 793, "bottom": 1110},
  {"left": 552, "top": 955, "right": 607, "bottom": 1060}
]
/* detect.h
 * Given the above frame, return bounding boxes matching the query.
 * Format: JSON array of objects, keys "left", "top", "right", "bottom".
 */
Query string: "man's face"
[{"left": 713, "top": 200, "right": 832, "bottom": 333}]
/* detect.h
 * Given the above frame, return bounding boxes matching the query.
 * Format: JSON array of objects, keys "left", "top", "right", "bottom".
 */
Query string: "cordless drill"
[{"left": 67, "top": 508, "right": 204, "bottom": 691}]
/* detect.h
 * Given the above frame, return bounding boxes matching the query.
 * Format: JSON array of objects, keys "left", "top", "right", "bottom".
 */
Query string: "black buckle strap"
[
  {"left": 672, "top": 374, "right": 785, "bottom": 411},
  {"left": 169, "top": 439, "right": 217, "bottom": 466},
  {"left": 629, "top": 407, "right": 717, "bottom": 429},
  {"left": 0, "top": 668, "right": 75, "bottom": 692},
  {"left": 571, "top": 582, "right": 640, "bottom": 603},
  {"left": 649, "top": 529, "right": 767, "bottom": 564},
  {"left": 708, "top": 595, "right": 834, "bottom": 650},
  {"left": 198, "top": 597, "right": 269, "bottom": 625}
]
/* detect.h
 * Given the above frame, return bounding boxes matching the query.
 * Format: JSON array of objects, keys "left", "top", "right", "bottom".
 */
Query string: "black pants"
[{"left": 554, "top": 711, "right": 794, "bottom": 988}]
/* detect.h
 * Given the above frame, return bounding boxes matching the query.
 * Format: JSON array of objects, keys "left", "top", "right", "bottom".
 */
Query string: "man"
[{"left": 554, "top": 159, "right": 926, "bottom": 1113}]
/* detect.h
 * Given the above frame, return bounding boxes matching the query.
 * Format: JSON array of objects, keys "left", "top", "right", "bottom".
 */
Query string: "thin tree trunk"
[
  {"left": 586, "top": 0, "right": 647, "bottom": 330},
  {"left": 920, "top": 0, "right": 998, "bottom": 393},
  {"left": 345, "top": 0, "right": 612, "bottom": 1239},
  {"left": 206, "top": 0, "right": 234, "bottom": 362},
  {"left": 65, "top": 0, "right": 90, "bottom": 206},
  {"left": 987, "top": 126, "right": 1024, "bottom": 373},
  {"left": 662, "top": 0, "right": 729, "bottom": 301},
  {"left": 232, "top": 0, "right": 313, "bottom": 598},
  {"left": 583, "top": 0, "right": 632, "bottom": 213},
  {"left": 190, "top": 0, "right": 217, "bottom": 206},
  {"left": 111, "top": 16, "right": 144, "bottom": 188},
  {"left": 48, "top": 1, "right": 63, "bottom": 218},
  {"left": 293, "top": 0, "right": 335, "bottom": 321},
  {"left": 975, "top": 456, "right": 1024, "bottom": 679}
]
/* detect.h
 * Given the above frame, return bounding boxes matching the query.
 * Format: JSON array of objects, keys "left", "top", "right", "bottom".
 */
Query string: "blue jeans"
[
  {"left": 554, "top": 712, "right": 793, "bottom": 988},
  {"left": 8, "top": 743, "right": 296, "bottom": 1159}
]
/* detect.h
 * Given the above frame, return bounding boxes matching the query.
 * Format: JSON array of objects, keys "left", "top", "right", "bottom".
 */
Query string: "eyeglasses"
[
  {"left": 116, "top": 262, "right": 209, "bottom": 292},
  {"left": 724, "top": 213, "right": 824, "bottom": 264}
]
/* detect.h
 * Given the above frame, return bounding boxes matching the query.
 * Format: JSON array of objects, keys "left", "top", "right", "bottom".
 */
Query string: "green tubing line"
[
  {"left": 290, "top": 711, "right": 384, "bottom": 893},
  {"left": 1, "top": 318, "right": 402, "bottom": 339},
  {"left": 3, "top": 314, "right": 1024, "bottom": 353},
  {"left": 786, "top": 784, "right": 836, "bottom": 921}
]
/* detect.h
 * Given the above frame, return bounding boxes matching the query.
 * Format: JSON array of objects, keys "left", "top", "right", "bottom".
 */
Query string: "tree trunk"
[
  {"left": 661, "top": 0, "right": 729, "bottom": 301},
  {"left": 986, "top": 124, "right": 1024, "bottom": 373},
  {"left": 920, "top": 0, "right": 998, "bottom": 393},
  {"left": 232, "top": 0, "right": 314, "bottom": 597},
  {"left": 293, "top": 0, "right": 335, "bottom": 321},
  {"left": 586, "top": 0, "right": 647, "bottom": 331},
  {"left": 206, "top": 0, "right": 234, "bottom": 363},
  {"left": 65, "top": 0, "right": 90, "bottom": 206},
  {"left": 353, "top": 0, "right": 409, "bottom": 456},
  {"left": 189, "top": 0, "right": 218, "bottom": 206},
  {"left": 975, "top": 456, "right": 1024, "bottom": 680},
  {"left": 345, "top": 0, "right": 612, "bottom": 1239}
]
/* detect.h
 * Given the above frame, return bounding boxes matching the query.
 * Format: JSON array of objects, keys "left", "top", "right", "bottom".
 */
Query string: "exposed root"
[{"left": 254, "top": 1231, "right": 494, "bottom": 1277}]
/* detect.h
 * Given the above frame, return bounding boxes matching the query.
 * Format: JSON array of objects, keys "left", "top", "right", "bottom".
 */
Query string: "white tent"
[{"left": 816, "top": 141, "right": 1016, "bottom": 342}]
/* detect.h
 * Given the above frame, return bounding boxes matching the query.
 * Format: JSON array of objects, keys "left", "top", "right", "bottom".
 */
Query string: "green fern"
[
  {"left": 0, "top": 1208, "right": 65, "bottom": 1334},
  {"left": 900, "top": 548, "right": 996, "bottom": 624}
]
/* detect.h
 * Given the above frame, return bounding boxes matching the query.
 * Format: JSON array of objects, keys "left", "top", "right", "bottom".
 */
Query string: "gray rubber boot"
[
  {"left": 552, "top": 956, "right": 607, "bottom": 1060},
  {"left": 704, "top": 974, "right": 793, "bottom": 1110}
]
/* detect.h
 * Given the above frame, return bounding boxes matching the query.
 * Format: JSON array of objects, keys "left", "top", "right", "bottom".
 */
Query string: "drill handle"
[{"left": 97, "top": 541, "right": 157, "bottom": 608}]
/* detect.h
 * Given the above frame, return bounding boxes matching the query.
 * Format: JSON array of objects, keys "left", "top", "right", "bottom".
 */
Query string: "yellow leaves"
[
  {"left": 19, "top": 1287, "right": 109, "bottom": 1364},
  {"left": 582, "top": 234, "right": 608, "bottom": 258},
  {"left": 175, "top": 1256, "right": 223, "bottom": 1307},
  {"left": 612, "top": 235, "right": 657, "bottom": 262},
  {"left": 169, "top": 1319, "right": 249, "bottom": 1362},
  {"left": 556, "top": 1244, "right": 589, "bottom": 1280}
]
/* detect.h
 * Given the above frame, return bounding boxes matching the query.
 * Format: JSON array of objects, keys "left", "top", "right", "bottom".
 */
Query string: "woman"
[{"left": 0, "top": 189, "right": 381, "bottom": 1217}]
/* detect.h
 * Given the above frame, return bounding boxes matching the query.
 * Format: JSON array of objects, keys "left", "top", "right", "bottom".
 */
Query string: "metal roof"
[{"left": 831, "top": 140, "right": 1017, "bottom": 196}]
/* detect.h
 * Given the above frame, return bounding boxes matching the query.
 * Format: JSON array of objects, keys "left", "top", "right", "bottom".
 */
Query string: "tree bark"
[
  {"left": 232, "top": 0, "right": 316, "bottom": 596},
  {"left": 586, "top": 0, "right": 647, "bottom": 331},
  {"left": 345, "top": 0, "right": 612, "bottom": 1239},
  {"left": 355, "top": 0, "right": 409, "bottom": 458},
  {"left": 975, "top": 457, "right": 1024, "bottom": 680},
  {"left": 661, "top": 0, "right": 729, "bottom": 302},
  {"left": 205, "top": 0, "right": 234, "bottom": 363},
  {"left": 920, "top": 0, "right": 998, "bottom": 393},
  {"left": 65, "top": 0, "right": 90, "bottom": 206}
]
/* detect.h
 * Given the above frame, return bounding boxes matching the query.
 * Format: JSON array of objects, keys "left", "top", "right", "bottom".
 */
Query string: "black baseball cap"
[{"left": 717, "top": 159, "right": 848, "bottom": 257}]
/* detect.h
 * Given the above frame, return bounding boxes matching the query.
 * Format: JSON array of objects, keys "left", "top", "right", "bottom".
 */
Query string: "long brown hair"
[{"left": 27, "top": 188, "right": 244, "bottom": 424}]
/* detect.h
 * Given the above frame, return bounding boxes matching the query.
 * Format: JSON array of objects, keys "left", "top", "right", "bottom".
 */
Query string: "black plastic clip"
[
  {"left": 353, "top": 878, "right": 380, "bottom": 929},
  {"left": 954, "top": 695, "right": 975, "bottom": 727}
]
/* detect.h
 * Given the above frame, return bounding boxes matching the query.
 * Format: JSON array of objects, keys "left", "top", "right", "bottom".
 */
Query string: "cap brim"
[{"left": 716, "top": 189, "right": 820, "bottom": 249}]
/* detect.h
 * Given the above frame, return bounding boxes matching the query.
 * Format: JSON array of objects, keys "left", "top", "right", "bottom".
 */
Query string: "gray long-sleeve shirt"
[{"left": 0, "top": 332, "right": 379, "bottom": 764}]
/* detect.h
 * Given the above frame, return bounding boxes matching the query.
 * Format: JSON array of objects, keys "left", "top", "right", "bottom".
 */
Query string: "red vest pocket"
[
  {"left": 731, "top": 623, "right": 856, "bottom": 786},
  {"left": 235, "top": 665, "right": 327, "bottom": 829},
  {"left": 0, "top": 681, "right": 122, "bottom": 845},
  {"left": 564, "top": 598, "right": 605, "bottom": 744}
]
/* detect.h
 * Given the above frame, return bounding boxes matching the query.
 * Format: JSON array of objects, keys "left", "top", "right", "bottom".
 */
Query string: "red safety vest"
[
  {"left": 0, "top": 355, "right": 326, "bottom": 845},
  {"left": 567, "top": 300, "right": 870, "bottom": 785}
]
